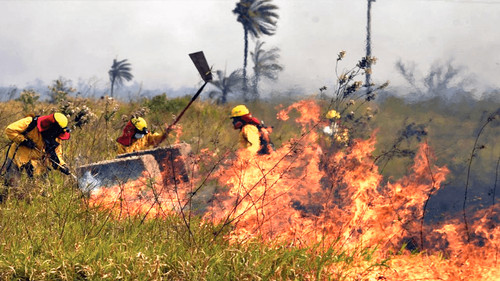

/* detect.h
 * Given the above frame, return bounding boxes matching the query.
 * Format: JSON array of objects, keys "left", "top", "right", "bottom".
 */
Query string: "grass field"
[{"left": 0, "top": 92, "right": 498, "bottom": 280}]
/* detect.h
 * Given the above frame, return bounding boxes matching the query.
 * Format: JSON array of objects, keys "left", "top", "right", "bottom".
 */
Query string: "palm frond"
[
  {"left": 233, "top": 0, "right": 279, "bottom": 39},
  {"left": 108, "top": 57, "right": 134, "bottom": 97},
  {"left": 208, "top": 69, "right": 243, "bottom": 104}
]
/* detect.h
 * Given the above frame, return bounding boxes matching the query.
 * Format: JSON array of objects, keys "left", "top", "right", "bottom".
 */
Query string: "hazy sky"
[{"left": 1, "top": 0, "right": 499, "bottom": 95}]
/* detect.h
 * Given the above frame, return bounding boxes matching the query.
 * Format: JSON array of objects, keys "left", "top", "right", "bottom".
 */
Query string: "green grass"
[
  {"left": 0, "top": 178, "right": 388, "bottom": 280},
  {"left": 0, "top": 94, "right": 497, "bottom": 280}
]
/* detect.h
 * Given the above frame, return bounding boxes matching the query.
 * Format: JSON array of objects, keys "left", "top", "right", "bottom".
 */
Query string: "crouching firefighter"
[
  {"left": 230, "top": 105, "right": 274, "bottom": 155},
  {"left": 116, "top": 116, "right": 167, "bottom": 154},
  {"left": 2, "top": 112, "right": 72, "bottom": 186}
]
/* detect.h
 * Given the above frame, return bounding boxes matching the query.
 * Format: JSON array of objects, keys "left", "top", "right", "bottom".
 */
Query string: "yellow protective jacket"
[
  {"left": 239, "top": 124, "right": 261, "bottom": 154},
  {"left": 116, "top": 132, "right": 166, "bottom": 154},
  {"left": 5, "top": 116, "right": 66, "bottom": 175}
]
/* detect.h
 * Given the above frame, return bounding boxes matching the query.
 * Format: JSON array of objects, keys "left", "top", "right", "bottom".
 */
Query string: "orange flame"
[
  {"left": 205, "top": 99, "right": 499, "bottom": 279},
  {"left": 90, "top": 169, "right": 190, "bottom": 219},
  {"left": 90, "top": 99, "right": 499, "bottom": 279}
]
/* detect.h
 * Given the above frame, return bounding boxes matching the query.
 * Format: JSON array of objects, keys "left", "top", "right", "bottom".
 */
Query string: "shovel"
[
  {"left": 165, "top": 51, "right": 212, "bottom": 133},
  {"left": 33, "top": 146, "right": 78, "bottom": 180}
]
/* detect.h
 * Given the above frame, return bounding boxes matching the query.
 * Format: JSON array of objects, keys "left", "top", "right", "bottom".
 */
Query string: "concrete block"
[
  {"left": 76, "top": 143, "right": 191, "bottom": 194},
  {"left": 77, "top": 154, "right": 160, "bottom": 193},
  {"left": 116, "top": 143, "right": 191, "bottom": 186}
]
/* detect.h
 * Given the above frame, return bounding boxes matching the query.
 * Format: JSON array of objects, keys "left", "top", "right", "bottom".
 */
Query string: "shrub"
[{"left": 16, "top": 89, "right": 40, "bottom": 113}]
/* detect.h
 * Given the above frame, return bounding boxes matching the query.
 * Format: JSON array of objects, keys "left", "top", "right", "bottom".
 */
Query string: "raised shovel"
[{"left": 165, "top": 51, "right": 212, "bottom": 133}]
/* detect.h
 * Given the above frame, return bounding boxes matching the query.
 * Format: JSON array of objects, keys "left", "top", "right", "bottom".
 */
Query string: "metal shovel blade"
[{"left": 189, "top": 51, "right": 212, "bottom": 82}]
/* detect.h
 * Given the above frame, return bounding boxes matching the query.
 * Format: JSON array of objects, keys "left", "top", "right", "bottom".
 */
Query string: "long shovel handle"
[
  {"left": 33, "top": 146, "right": 77, "bottom": 180},
  {"left": 165, "top": 80, "right": 208, "bottom": 132}
]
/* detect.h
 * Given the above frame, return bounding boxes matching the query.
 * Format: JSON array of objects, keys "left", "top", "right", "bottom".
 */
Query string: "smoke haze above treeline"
[{"left": 0, "top": 0, "right": 499, "bottom": 99}]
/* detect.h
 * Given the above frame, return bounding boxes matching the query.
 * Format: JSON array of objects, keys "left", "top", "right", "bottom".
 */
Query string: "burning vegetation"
[
  {"left": 86, "top": 99, "right": 499, "bottom": 280},
  {"left": 0, "top": 50, "right": 497, "bottom": 280}
]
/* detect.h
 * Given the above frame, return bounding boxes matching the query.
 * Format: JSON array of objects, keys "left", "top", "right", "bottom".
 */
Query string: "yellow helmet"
[
  {"left": 54, "top": 112, "right": 68, "bottom": 128},
  {"left": 326, "top": 109, "right": 341, "bottom": 119},
  {"left": 230, "top": 105, "right": 250, "bottom": 118},
  {"left": 131, "top": 117, "right": 148, "bottom": 132}
]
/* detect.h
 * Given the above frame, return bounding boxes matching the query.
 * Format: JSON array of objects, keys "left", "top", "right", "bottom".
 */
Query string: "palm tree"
[
  {"left": 208, "top": 69, "right": 243, "bottom": 104},
  {"left": 108, "top": 58, "right": 133, "bottom": 97},
  {"left": 250, "top": 40, "right": 283, "bottom": 99},
  {"left": 233, "top": 0, "right": 279, "bottom": 101}
]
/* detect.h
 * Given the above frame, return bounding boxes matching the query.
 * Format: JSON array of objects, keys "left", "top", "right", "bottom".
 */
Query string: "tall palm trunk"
[
  {"left": 365, "top": 0, "right": 374, "bottom": 91},
  {"left": 243, "top": 28, "right": 249, "bottom": 101},
  {"left": 252, "top": 73, "right": 260, "bottom": 99},
  {"left": 110, "top": 77, "right": 115, "bottom": 97},
  {"left": 221, "top": 88, "right": 228, "bottom": 104}
]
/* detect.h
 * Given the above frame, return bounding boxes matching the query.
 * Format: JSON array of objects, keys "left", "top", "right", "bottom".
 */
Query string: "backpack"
[
  {"left": 23, "top": 115, "right": 39, "bottom": 135},
  {"left": 257, "top": 122, "right": 274, "bottom": 155},
  {"left": 240, "top": 114, "right": 274, "bottom": 155}
]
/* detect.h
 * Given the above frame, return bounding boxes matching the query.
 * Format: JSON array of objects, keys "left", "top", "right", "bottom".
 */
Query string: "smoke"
[
  {"left": 0, "top": 79, "right": 197, "bottom": 102},
  {"left": 392, "top": 58, "right": 498, "bottom": 103}
]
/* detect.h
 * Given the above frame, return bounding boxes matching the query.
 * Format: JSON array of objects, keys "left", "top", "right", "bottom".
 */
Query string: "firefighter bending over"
[
  {"left": 116, "top": 116, "right": 167, "bottom": 154},
  {"left": 230, "top": 105, "right": 273, "bottom": 155},
  {"left": 3, "top": 112, "right": 72, "bottom": 186}
]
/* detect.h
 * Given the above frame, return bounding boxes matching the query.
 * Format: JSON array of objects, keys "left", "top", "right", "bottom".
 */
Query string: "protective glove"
[
  {"left": 48, "top": 150, "right": 61, "bottom": 170},
  {"left": 20, "top": 138, "right": 36, "bottom": 149},
  {"left": 59, "top": 164, "right": 71, "bottom": 175}
]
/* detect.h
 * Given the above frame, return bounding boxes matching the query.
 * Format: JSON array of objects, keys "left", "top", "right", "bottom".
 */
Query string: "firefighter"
[
  {"left": 323, "top": 109, "right": 349, "bottom": 145},
  {"left": 2, "top": 112, "right": 72, "bottom": 186},
  {"left": 230, "top": 105, "right": 273, "bottom": 155},
  {"left": 116, "top": 116, "right": 166, "bottom": 154},
  {"left": 323, "top": 109, "right": 341, "bottom": 136}
]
